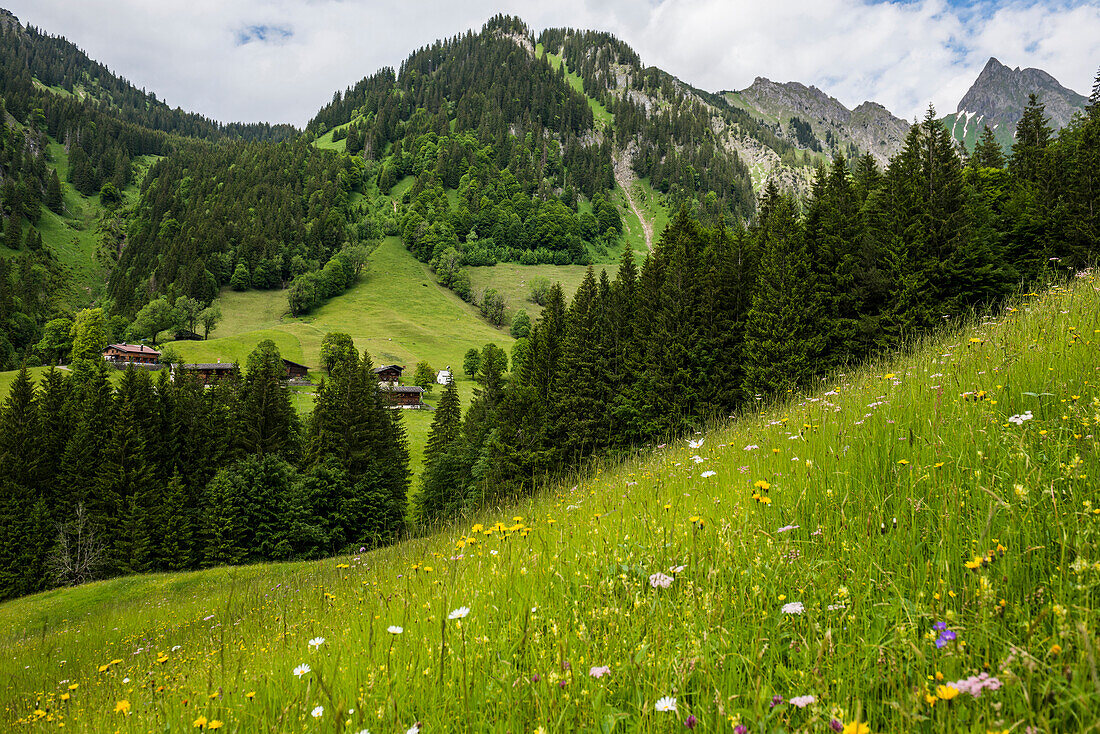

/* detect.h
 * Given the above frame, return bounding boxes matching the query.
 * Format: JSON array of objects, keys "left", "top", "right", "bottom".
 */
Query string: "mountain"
[
  {"left": 0, "top": 8, "right": 295, "bottom": 141},
  {"left": 943, "top": 56, "right": 1088, "bottom": 150},
  {"left": 729, "top": 77, "right": 911, "bottom": 165}
]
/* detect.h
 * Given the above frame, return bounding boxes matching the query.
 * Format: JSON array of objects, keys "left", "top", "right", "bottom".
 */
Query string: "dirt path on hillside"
[{"left": 613, "top": 150, "right": 652, "bottom": 251}]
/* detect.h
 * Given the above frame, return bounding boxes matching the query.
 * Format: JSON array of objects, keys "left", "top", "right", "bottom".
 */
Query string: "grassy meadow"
[{"left": 2, "top": 274, "right": 1097, "bottom": 732}]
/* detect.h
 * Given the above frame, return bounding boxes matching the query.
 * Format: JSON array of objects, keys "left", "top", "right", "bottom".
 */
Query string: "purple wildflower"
[
  {"left": 830, "top": 720, "right": 844, "bottom": 732},
  {"left": 734, "top": 726, "right": 748, "bottom": 734},
  {"left": 770, "top": 694, "right": 784, "bottom": 709},
  {"left": 684, "top": 714, "right": 697, "bottom": 729}
]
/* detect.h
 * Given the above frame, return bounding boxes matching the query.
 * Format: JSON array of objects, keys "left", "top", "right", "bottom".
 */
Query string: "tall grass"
[{"left": 2, "top": 275, "right": 1097, "bottom": 733}]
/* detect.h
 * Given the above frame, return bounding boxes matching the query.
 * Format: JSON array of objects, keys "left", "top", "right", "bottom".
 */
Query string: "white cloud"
[{"left": 6, "top": 0, "right": 1098, "bottom": 126}]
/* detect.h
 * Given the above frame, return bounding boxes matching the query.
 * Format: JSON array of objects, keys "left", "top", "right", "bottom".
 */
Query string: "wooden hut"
[
  {"left": 381, "top": 384, "right": 424, "bottom": 408},
  {"left": 176, "top": 362, "right": 238, "bottom": 384},
  {"left": 282, "top": 358, "right": 310, "bottom": 380}
]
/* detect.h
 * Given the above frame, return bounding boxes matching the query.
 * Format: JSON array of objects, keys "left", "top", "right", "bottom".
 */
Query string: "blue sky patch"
[{"left": 236, "top": 24, "right": 293, "bottom": 45}]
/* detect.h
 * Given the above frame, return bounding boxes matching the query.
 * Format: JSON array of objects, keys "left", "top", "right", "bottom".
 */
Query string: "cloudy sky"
[{"left": 8, "top": 0, "right": 1099, "bottom": 127}]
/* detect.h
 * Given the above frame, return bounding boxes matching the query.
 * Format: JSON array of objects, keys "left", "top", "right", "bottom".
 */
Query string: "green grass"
[
  {"left": 312, "top": 116, "right": 365, "bottom": 153},
  {"left": 614, "top": 177, "right": 669, "bottom": 258},
  {"left": 0, "top": 366, "right": 54, "bottom": 397},
  {"left": 537, "top": 44, "right": 614, "bottom": 128},
  {"left": 466, "top": 263, "right": 614, "bottom": 322},
  {"left": 0, "top": 136, "right": 155, "bottom": 306},
  {"left": 3, "top": 275, "right": 1097, "bottom": 732}
]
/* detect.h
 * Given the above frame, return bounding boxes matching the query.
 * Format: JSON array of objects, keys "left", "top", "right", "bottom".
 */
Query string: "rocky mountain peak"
[{"left": 957, "top": 56, "right": 1086, "bottom": 130}]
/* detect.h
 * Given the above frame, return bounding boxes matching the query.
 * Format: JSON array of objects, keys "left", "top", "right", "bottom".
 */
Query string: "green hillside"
[
  {"left": 0, "top": 131, "right": 155, "bottom": 306},
  {"left": 168, "top": 237, "right": 510, "bottom": 376},
  {"left": 3, "top": 275, "right": 1096, "bottom": 732}
]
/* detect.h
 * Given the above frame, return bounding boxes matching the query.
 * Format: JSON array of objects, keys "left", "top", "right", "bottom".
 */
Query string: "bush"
[
  {"left": 528, "top": 277, "right": 553, "bottom": 306},
  {"left": 451, "top": 269, "right": 472, "bottom": 302}
]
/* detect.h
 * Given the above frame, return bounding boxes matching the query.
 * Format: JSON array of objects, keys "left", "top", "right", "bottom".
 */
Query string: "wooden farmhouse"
[
  {"left": 382, "top": 384, "right": 425, "bottom": 408},
  {"left": 103, "top": 343, "right": 161, "bottom": 366},
  {"left": 282, "top": 358, "right": 310, "bottom": 380},
  {"left": 373, "top": 364, "right": 404, "bottom": 385},
  {"left": 176, "top": 362, "right": 238, "bottom": 384}
]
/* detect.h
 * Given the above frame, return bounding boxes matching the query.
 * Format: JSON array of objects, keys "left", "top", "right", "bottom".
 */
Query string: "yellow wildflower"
[{"left": 936, "top": 685, "right": 959, "bottom": 700}]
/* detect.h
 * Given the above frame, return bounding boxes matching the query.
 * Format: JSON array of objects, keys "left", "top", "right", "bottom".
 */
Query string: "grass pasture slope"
[{"left": 2, "top": 275, "right": 1097, "bottom": 732}]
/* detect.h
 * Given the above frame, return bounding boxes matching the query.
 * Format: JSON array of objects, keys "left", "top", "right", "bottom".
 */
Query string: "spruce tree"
[
  {"left": 742, "top": 193, "right": 823, "bottom": 398},
  {"left": 1010, "top": 94, "right": 1051, "bottom": 185},
  {"left": 0, "top": 367, "right": 39, "bottom": 490},
  {"left": 161, "top": 471, "right": 195, "bottom": 571},
  {"left": 236, "top": 340, "right": 300, "bottom": 458},
  {"left": 549, "top": 267, "right": 603, "bottom": 466},
  {"left": 971, "top": 126, "right": 1006, "bottom": 169},
  {"left": 415, "top": 375, "right": 463, "bottom": 526},
  {"left": 5, "top": 214, "right": 21, "bottom": 250},
  {"left": 46, "top": 169, "right": 63, "bottom": 213},
  {"left": 95, "top": 369, "right": 154, "bottom": 574},
  {"left": 35, "top": 368, "right": 71, "bottom": 517}
]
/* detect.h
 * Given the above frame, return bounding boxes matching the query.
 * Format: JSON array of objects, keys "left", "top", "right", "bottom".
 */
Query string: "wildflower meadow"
[{"left": 1, "top": 275, "right": 1098, "bottom": 732}]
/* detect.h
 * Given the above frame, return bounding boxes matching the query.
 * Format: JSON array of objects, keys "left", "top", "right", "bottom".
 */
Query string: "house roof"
[
  {"left": 381, "top": 385, "right": 424, "bottom": 393},
  {"left": 373, "top": 364, "right": 404, "bottom": 374},
  {"left": 106, "top": 343, "right": 161, "bottom": 355},
  {"left": 282, "top": 358, "right": 309, "bottom": 370},
  {"left": 178, "top": 363, "right": 237, "bottom": 371}
]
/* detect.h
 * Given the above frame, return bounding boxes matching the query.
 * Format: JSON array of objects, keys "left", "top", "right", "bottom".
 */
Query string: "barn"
[
  {"left": 381, "top": 384, "right": 424, "bottom": 408},
  {"left": 176, "top": 362, "right": 238, "bottom": 384},
  {"left": 283, "top": 358, "right": 310, "bottom": 380}
]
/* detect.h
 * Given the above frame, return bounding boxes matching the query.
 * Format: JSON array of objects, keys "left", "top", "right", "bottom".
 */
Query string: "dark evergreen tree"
[
  {"left": 415, "top": 375, "right": 463, "bottom": 526},
  {"left": 45, "top": 168, "right": 63, "bottom": 213},
  {"left": 1011, "top": 94, "right": 1052, "bottom": 185},
  {"left": 742, "top": 192, "right": 822, "bottom": 397},
  {"left": 236, "top": 340, "right": 300, "bottom": 458},
  {"left": 971, "top": 126, "right": 1006, "bottom": 169}
]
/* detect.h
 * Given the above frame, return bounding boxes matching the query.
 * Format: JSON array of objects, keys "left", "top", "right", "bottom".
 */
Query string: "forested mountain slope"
[{"left": 0, "top": 9, "right": 295, "bottom": 142}]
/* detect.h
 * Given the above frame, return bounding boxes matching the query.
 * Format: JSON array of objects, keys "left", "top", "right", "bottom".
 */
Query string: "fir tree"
[
  {"left": 742, "top": 193, "right": 823, "bottom": 397},
  {"left": 46, "top": 169, "right": 62, "bottom": 213},
  {"left": 971, "top": 126, "right": 1006, "bottom": 169},
  {"left": 415, "top": 375, "right": 463, "bottom": 526},
  {"left": 236, "top": 340, "right": 300, "bottom": 458}
]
